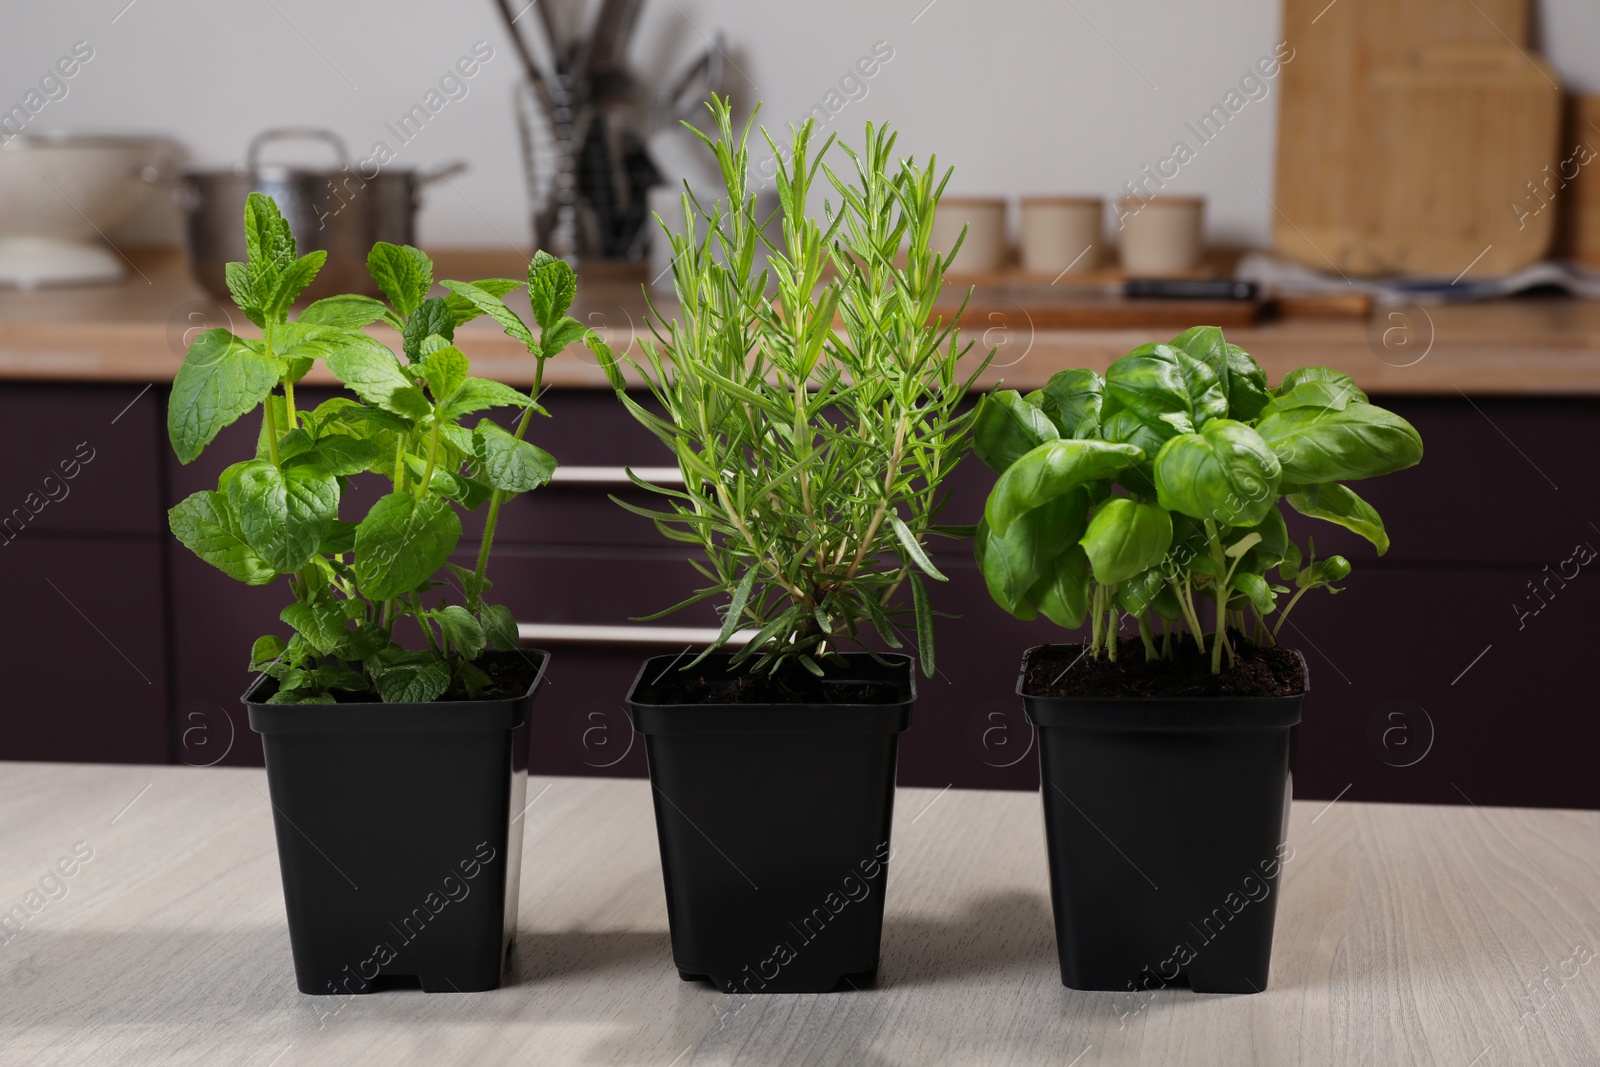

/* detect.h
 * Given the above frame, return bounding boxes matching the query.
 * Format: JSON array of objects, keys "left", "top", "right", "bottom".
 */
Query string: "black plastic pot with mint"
[
  {"left": 971, "top": 326, "right": 1423, "bottom": 993},
  {"left": 165, "top": 192, "right": 599, "bottom": 992},
  {"left": 596, "top": 98, "right": 987, "bottom": 993}
]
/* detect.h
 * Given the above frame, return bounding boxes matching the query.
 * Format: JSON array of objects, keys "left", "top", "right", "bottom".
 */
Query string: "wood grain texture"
[
  {"left": 2, "top": 763, "right": 1597, "bottom": 1066},
  {"left": 5, "top": 251, "right": 1600, "bottom": 395}
]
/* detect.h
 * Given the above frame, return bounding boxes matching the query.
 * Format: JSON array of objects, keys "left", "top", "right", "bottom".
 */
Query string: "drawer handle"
[
  {"left": 550, "top": 466, "right": 685, "bottom": 486},
  {"left": 516, "top": 623, "right": 756, "bottom": 646}
]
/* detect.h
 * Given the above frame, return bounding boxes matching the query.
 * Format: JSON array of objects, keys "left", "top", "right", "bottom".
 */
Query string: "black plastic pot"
[
  {"left": 627, "top": 652, "right": 913, "bottom": 994},
  {"left": 245, "top": 651, "right": 546, "bottom": 995},
  {"left": 1020, "top": 644, "right": 1306, "bottom": 995}
]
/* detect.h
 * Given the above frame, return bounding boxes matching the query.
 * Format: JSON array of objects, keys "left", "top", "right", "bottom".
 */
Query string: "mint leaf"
[
  {"left": 527, "top": 251, "right": 576, "bottom": 330},
  {"left": 286, "top": 433, "right": 381, "bottom": 477},
  {"left": 169, "top": 490, "right": 277, "bottom": 585},
  {"left": 169, "top": 330, "right": 280, "bottom": 465},
  {"left": 319, "top": 518, "right": 359, "bottom": 554},
  {"left": 352, "top": 492, "right": 461, "bottom": 600},
  {"left": 422, "top": 345, "right": 470, "bottom": 402},
  {"left": 324, "top": 337, "right": 431, "bottom": 419},
  {"left": 440, "top": 280, "right": 537, "bottom": 352},
  {"left": 444, "top": 278, "right": 522, "bottom": 327},
  {"left": 244, "top": 192, "right": 296, "bottom": 279},
  {"left": 374, "top": 659, "right": 450, "bottom": 703},
  {"left": 539, "top": 315, "right": 588, "bottom": 355},
  {"left": 249, "top": 634, "right": 287, "bottom": 670},
  {"left": 428, "top": 605, "right": 486, "bottom": 661},
  {"left": 480, "top": 604, "right": 518, "bottom": 651},
  {"left": 267, "top": 251, "right": 326, "bottom": 321},
  {"left": 333, "top": 622, "right": 390, "bottom": 661},
  {"left": 472, "top": 421, "right": 556, "bottom": 491},
  {"left": 226, "top": 459, "right": 340, "bottom": 573},
  {"left": 367, "top": 242, "right": 432, "bottom": 318},
  {"left": 224, "top": 261, "right": 268, "bottom": 328},
  {"left": 300, "top": 294, "right": 399, "bottom": 330},
  {"left": 443, "top": 378, "right": 533, "bottom": 422},
  {"left": 402, "top": 296, "right": 455, "bottom": 362},
  {"left": 280, "top": 600, "right": 350, "bottom": 655}
]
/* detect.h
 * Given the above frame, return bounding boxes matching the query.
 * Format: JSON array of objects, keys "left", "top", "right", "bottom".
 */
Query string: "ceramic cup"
[
  {"left": 1117, "top": 196, "right": 1205, "bottom": 276},
  {"left": 931, "top": 197, "right": 1008, "bottom": 274},
  {"left": 1019, "top": 197, "right": 1102, "bottom": 276}
]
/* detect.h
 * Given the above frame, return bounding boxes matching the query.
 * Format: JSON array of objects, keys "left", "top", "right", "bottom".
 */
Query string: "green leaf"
[
  {"left": 480, "top": 604, "right": 518, "bottom": 651},
  {"left": 443, "top": 378, "right": 534, "bottom": 422},
  {"left": 1259, "top": 379, "right": 1363, "bottom": 420},
  {"left": 422, "top": 344, "right": 470, "bottom": 401},
  {"left": 472, "top": 421, "right": 557, "bottom": 492},
  {"left": 1153, "top": 419, "right": 1283, "bottom": 527},
  {"left": 528, "top": 250, "right": 577, "bottom": 330},
  {"left": 1032, "top": 546, "right": 1092, "bottom": 628},
  {"left": 910, "top": 572, "right": 936, "bottom": 679},
  {"left": 1287, "top": 482, "right": 1391, "bottom": 555},
  {"left": 168, "top": 331, "right": 279, "bottom": 464},
  {"left": 249, "top": 634, "right": 287, "bottom": 670},
  {"left": 976, "top": 490, "right": 1087, "bottom": 615},
  {"left": 1243, "top": 504, "right": 1290, "bottom": 571},
  {"left": 1255, "top": 402, "right": 1423, "bottom": 484},
  {"left": 1079, "top": 497, "right": 1173, "bottom": 585},
  {"left": 1224, "top": 344, "right": 1271, "bottom": 421},
  {"left": 224, "top": 261, "right": 268, "bottom": 328},
  {"left": 1115, "top": 565, "right": 1167, "bottom": 617},
  {"left": 540, "top": 315, "right": 589, "bottom": 355},
  {"left": 1104, "top": 342, "right": 1226, "bottom": 436},
  {"left": 287, "top": 434, "right": 381, "bottom": 477},
  {"left": 367, "top": 242, "right": 433, "bottom": 318},
  {"left": 375, "top": 659, "right": 451, "bottom": 703},
  {"left": 267, "top": 251, "right": 326, "bottom": 320},
  {"left": 333, "top": 622, "right": 389, "bottom": 661},
  {"left": 226, "top": 459, "right": 340, "bottom": 573},
  {"left": 1038, "top": 368, "right": 1104, "bottom": 437},
  {"left": 443, "top": 278, "right": 522, "bottom": 326},
  {"left": 352, "top": 492, "right": 461, "bottom": 600},
  {"left": 299, "top": 293, "right": 398, "bottom": 330},
  {"left": 890, "top": 513, "right": 947, "bottom": 581},
  {"left": 1225, "top": 532, "right": 1262, "bottom": 559},
  {"left": 1234, "top": 572, "right": 1278, "bottom": 614},
  {"left": 1275, "top": 366, "right": 1368, "bottom": 403},
  {"left": 324, "top": 336, "right": 431, "bottom": 419},
  {"left": 984, "top": 439, "right": 1143, "bottom": 537},
  {"left": 440, "top": 280, "right": 537, "bottom": 352},
  {"left": 168, "top": 491, "right": 276, "bottom": 585},
  {"left": 692, "top": 564, "right": 757, "bottom": 666},
  {"left": 971, "top": 390, "right": 1059, "bottom": 472},
  {"left": 402, "top": 296, "right": 455, "bottom": 362},
  {"left": 429, "top": 604, "right": 487, "bottom": 661},
  {"left": 280, "top": 601, "right": 350, "bottom": 655},
  {"left": 244, "top": 193, "right": 296, "bottom": 272}
]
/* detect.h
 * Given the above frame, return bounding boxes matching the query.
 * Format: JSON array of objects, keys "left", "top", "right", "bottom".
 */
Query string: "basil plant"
[
  {"left": 972, "top": 327, "right": 1423, "bottom": 673},
  {"left": 168, "top": 193, "right": 588, "bottom": 703},
  {"left": 595, "top": 96, "right": 985, "bottom": 679}
]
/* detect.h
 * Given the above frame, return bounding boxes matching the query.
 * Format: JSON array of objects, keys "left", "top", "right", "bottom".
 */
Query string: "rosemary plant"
[{"left": 596, "top": 97, "right": 987, "bottom": 678}]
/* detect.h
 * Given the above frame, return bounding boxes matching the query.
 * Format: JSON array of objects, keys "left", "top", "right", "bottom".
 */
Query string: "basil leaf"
[
  {"left": 972, "top": 391, "right": 1059, "bottom": 472},
  {"left": 1104, "top": 342, "right": 1226, "bottom": 435},
  {"left": 352, "top": 492, "right": 461, "bottom": 600},
  {"left": 976, "top": 490, "right": 1087, "bottom": 615},
  {"left": 1079, "top": 497, "right": 1173, "bottom": 585},
  {"left": 168, "top": 490, "right": 277, "bottom": 585},
  {"left": 1031, "top": 545, "right": 1092, "bottom": 629},
  {"left": 1038, "top": 368, "right": 1104, "bottom": 437},
  {"left": 1255, "top": 402, "right": 1423, "bottom": 484},
  {"left": 1287, "top": 481, "right": 1390, "bottom": 555},
  {"left": 1224, "top": 344, "right": 1271, "bottom": 420},
  {"left": 1154, "top": 419, "right": 1282, "bottom": 528},
  {"left": 984, "top": 439, "right": 1144, "bottom": 537},
  {"left": 168, "top": 330, "right": 279, "bottom": 465},
  {"left": 1275, "top": 366, "right": 1368, "bottom": 403}
]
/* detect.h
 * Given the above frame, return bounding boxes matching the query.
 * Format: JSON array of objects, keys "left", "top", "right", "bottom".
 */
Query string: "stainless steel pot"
[{"left": 178, "top": 128, "right": 465, "bottom": 301}]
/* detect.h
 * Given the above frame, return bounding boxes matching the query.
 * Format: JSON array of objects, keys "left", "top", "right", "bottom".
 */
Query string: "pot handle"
[
  {"left": 418, "top": 160, "right": 469, "bottom": 186},
  {"left": 246, "top": 127, "right": 351, "bottom": 171}
]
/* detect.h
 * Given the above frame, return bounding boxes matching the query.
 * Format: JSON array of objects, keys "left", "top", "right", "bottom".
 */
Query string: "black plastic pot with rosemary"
[
  {"left": 596, "top": 98, "right": 987, "bottom": 993},
  {"left": 166, "top": 194, "right": 600, "bottom": 992},
  {"left": 971, "top": 326, "right": 1423, "bottom": 993}
]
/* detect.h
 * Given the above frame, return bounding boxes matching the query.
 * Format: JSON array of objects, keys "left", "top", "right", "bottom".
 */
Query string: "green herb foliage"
[
  {"left": 972, "top": 326, "right": 1422, "bottom": 673},
  {"left": 592, "top": 97, "right": 987, "bottom": 678},
  {"left": 168, "top": 194, "right": 583, "bottom": 703}
]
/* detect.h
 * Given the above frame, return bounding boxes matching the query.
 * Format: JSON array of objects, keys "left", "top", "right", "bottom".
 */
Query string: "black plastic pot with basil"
[
  {"left": 972, "top": 326, "right": 1423, "bottom": 993},
  {"left": 598, "top": 100, "right": 987, "bottom": 993},
  {"left": 164, "top": 193, "right": 597, "bottom": 992}
]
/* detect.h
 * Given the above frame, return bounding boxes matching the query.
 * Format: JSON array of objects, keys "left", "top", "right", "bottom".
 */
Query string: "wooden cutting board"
[{"left": 1274, "top": 0, "right": 1560, "bottom": 278}]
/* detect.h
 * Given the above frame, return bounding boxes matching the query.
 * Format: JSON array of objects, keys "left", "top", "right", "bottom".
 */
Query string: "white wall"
[{"left": 4, "top": 0, "right": 1597, "bottom": 249}]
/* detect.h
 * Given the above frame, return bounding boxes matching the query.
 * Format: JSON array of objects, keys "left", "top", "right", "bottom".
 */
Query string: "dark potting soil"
[
  {"left": 1024, "top": 636, "right": 1306, "bottom": 699},
  {"left": 654, "top": 662, "right": 904, "bottom": 706},
  {"left": 252, "top": 650, "right": 542, "bottom": 704}
]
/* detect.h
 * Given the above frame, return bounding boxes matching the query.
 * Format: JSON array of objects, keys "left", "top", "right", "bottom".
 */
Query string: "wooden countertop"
[
  {"left": 5, "top": 249, "right": 1600, "bottom": 394},
  {"left": 4, "top": 761, "right": 1598, "bottom": 1066}
]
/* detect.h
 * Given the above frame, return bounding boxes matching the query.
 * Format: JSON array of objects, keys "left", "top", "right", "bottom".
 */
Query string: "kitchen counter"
[
  {"left": 5, "top": 249, "right": 1600, "bottom": 394},
  {"left": 3, "top": 761, "right": 1597, "bottom": 1066}
]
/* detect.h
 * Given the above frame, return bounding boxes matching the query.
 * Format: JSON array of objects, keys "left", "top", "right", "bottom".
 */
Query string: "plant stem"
[
  {"left": 414, "top": 417, "right": 442, "bottom": 503},
  {"left": 1137, "top": 613, "right": 1158, "bottom": 661},
  {"left": 1088, "top": 584, "right": 1104, "bottom": 658},
  {"left": 283, "top": 377, "right": 297, "bottom": 431},
  {"left": 263, "top": 395, "right": 281, "bottom": 467},
  {"left": 472, "top": 364, "right": 545, "bottom": 610}
]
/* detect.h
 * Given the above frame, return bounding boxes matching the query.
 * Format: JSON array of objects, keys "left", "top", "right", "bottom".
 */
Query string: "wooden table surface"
[
  {"left": 3, "top": 762, "right": 1597, "bottom": 1066},
  {"left": 5, "top": 250, "right": 1600, "bottom": 394}
]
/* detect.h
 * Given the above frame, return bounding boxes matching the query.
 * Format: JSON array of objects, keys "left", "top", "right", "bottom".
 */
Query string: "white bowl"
[{"left": 0, "top": 132, "right": 181, "bottom": 287}]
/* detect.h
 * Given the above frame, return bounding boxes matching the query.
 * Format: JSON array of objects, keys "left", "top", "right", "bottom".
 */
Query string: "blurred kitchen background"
[{"left": 5, "top": 0, "right": 1600, "bottom": 812}]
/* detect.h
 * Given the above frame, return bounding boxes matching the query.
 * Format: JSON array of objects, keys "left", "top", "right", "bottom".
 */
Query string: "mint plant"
[
  {"left": 594, "top": 97, "right": 986, "bottom": 678},
  {"left": 972, "top": 326, "right": 1423, "bottom": 674},
  {"left": 168, "top": 193, "right": 587, "bottom": 703}
]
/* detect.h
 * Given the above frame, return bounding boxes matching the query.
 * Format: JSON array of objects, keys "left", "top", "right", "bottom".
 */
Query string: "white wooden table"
[{"left": 2, "top": 762, "right": 1597, "bottom": 1066}]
